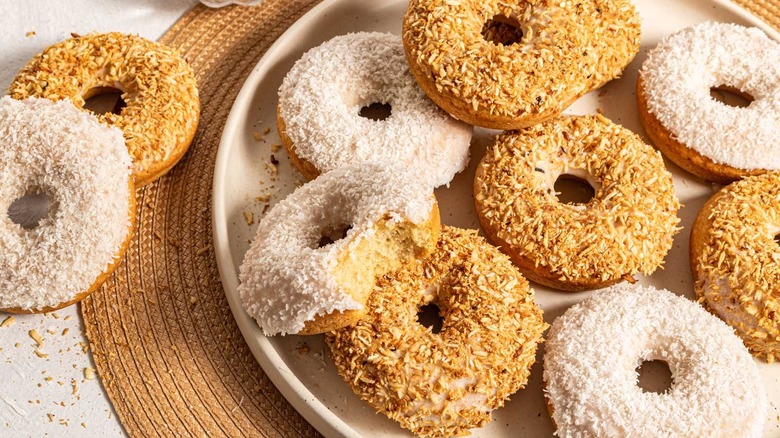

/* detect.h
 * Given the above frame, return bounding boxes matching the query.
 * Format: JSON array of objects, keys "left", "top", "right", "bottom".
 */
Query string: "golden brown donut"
[
  {"left": 691, "top": 171, "right": 780, "bottom": 362},
  {"left": 402, "top": 0, "right": 640, "bottom": 129},
  {"left": 327, "top": 226, "right": 547, "bottom": 437},
  {"left": 9, "top": 32, "right": 200, "bottom": 186},
  {"left": 474, "top": 115, "right": 680, "bottom": 291}
]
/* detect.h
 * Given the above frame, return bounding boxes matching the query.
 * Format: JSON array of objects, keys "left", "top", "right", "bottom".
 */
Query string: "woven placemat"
[{"left": 80, "top": 1, "right": 779, "bottom": 437}]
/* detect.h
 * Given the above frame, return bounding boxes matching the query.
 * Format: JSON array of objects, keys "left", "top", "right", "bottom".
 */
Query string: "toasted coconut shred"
[
  {"left": 326, "top": 226, "right": 547, "bottom": 437},
  {"left": 8, "top": 32, "right": 199, "bottom": 176},
  {"left": 475, "top": 115, "right": 681, "bottom": 284},
  {"left": 403, "top": 0, "right": 640, "bottom": 118},
  {"left": 693, "top": 172, "right": 780, "bottom": 362}
]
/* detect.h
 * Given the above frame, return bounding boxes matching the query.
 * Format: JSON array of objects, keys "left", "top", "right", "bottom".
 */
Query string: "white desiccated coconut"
[
  {"left": 0, "top": 97, "right": 133, "bottom": 310},
  {"left": 278, "top": 32, "right": 472, "bottom": 188},
  {"left": 640, "top": 22, "right": 780, "bottom": 170},
  {"left": 543, "top": 284, "right": 767, "bottom": 438},
  {"left": 238, "top": 164, "right": 435, "bottom": 336}
]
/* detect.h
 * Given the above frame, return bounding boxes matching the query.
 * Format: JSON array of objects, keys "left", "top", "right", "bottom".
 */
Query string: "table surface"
[{"left": 0, "top": 1, "right": 199, "bottom": 435}]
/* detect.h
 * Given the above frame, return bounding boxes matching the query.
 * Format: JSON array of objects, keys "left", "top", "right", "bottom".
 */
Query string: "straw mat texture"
[{"left": 80, "top": 0, "right": 779, "bottom": 436}]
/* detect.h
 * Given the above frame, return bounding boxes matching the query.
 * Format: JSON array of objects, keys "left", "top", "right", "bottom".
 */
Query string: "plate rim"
[{"left": 211, "top": 1, "right": 780, "bottom": 437}]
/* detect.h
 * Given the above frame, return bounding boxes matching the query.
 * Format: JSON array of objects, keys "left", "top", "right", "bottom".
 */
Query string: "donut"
[
  {"left": 638, "top": 22, "right": 780, "bottom": 183},
  {"left": 326, "top": 226, "right": 546, "bottom": 437},
  {"left": 9, "top": 32, "right": 200, "bottom": 186},
  {"left": 402, "top": 0, "right": 641, "bottom": 129},
  {"left": 238, "top": 164, "right": 440, "bottom": 335},
  {"left": 691, "top": 172, "right": 780, "bottom": 362},
  {"left": 277, "top": 32, "right": 472, "bottom": 188},
  {"left": 0, "top": 97, "right": 135, "bottom": 313},
  {"left": 474, "top": 115, "right": 680, "bottom": 291},
  {"left": 543, "top": 284, "right": 767, "bottom": 437}
]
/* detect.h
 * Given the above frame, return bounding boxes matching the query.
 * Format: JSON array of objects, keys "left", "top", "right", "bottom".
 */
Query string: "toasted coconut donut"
[
  {"left": 638, "top": 22, "right": 780, "bottom": 184},
  {"left": 0, "top": 97, "right": 135, "bottom": 313},
  {"left": 402, "top": 0, "right": 640, "bottom": 129},
  {"left": 9, "top": 32, "right": 199, "bottom": 186},
  {"left": 277, "top": 32, "right": 472, "bottom": 188},
  {"left": 326, "top": 226, "right": 547, "bottom": 437},
  {"left": 691, "top": 172, "right": 780, "bottom": 362},
  {"left": 474, "top": 115, "right": 680, "bottom": 291},
  {"left": 544, "top": 284, "right": 767, "bottom": 438},
  {"left": 238, "top": 164, "right": 440, "bottom": 336}
]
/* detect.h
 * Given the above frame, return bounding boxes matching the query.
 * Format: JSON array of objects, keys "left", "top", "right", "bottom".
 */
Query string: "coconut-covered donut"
[
  {"left": 9, "top": 32, "right": 199, "bottom": 186},
  {"left": 402, "top": 0, "right": 640, "bottom": 129},
  {"left": 326, "top": 226, "right": 546, "bottom": 437},
  {"left": 638, "top": 22, "right": 780, "bottom": 183},
  {"left": 474, "top": 115, "right": 680, "bottom": 291},
  {"left": 544, "top": 284, "right": 767, "bottom": 437},
  {"left": 277, "top": 32, "right": 472, "bottom": 188},
  {"left": 239, "top": 164, "right": 440, "bottom": 336},
  {"left": 691, "top": 172, "right": 780, "bottom": 362},
  {"left": 0, "top": 97, "right": 135, "bottom": 313}
]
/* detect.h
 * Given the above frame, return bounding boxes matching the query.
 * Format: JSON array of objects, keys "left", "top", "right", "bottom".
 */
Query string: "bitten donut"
[
  {"left": 277, "top": 32, "right": 472, "bottom": 188},
  {"left": 327, "top": 226, "right": 546, "bottom": 437},
  {"left": 691, "top": 172, "right": 780, "bottom": 362},
  {"left": 544, "top": 284, "right": 767, "bottom": 438},
  {"left": 0, "top": 97, "right": 135, "bottom": 313},
  {"left": 474, "top": 115, "right": 680, "bottom": 291},
  {"left": 403, "top": 0, "right": 640, "bottom": 129},
  {"left": 638, "top": 22, "right": 780, "bottom": 183},
  {"left": 9, "top": 32, "right": 200, "bottom": 186},
  {"left": 238, "top": 164, "right": 440, "bottom": 336}
]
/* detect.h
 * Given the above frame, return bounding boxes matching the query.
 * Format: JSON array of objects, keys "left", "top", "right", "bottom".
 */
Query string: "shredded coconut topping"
[
  {"left": 640, "top": 22, "right": 780, "bottom": 170},
  {"left": 238, "top": 164, "right": 435, "bottom": 336},
  {"left": 9, "top": 32, "right": 200, "bottom": 181},
  {"left": 402, "top": 0, "right": 640, "bottom": 121},
  {"left": 692, "top": 172, "right": 780, "bottom": 362},
  {"left": 544, "top": 284, "right": 767, "bottom": 438},
  {"left": 278, "top": 32, "right": 472, "bottom": 188},
  {"left": 474, "top": 115, "right": 680, "bottom": 286},
  {"left": 0, "top": 97, "right": 133, "bottom": 310},
  {"left": 327, "top": 226, "right": 547, "bottom": 437}
]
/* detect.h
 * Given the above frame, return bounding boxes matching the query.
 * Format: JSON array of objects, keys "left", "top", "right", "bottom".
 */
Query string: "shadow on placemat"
[
  {"left": 80, "top": 0, "right": 779, "bottom": 436},
  {"left": 81, "top": 1, "right": 322, "bottom": 436}
]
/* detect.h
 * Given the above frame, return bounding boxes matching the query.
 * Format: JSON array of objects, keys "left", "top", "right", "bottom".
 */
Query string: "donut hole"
[
  {"left": 318, "top": 224, "right": 353, "bottom": 248},
  {"left": 554, "top": 174, "right": 596, "bottom": 205},
  {"left": 710, "top": 86, "right": 753, "bottom": 108},
  {"left": 417, "top": 303, "right": 444, "bottom": 334},
  {"left": 636, "top": 359, "right": 674, "bottom": 394},
  {"left": 83, "top": 86, "right": 127, "bottom": 115},
  {"left": 7, "top": 191, "right": 55, "bottom": 230},
  {"left": 482, "top": 15, "right": 524, "bottom": 46},
  {"left": 359, "top": 102, "right": 392, "bottom": 121}
]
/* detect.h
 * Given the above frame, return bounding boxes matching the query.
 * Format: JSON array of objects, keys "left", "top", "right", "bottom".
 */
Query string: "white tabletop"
[{"left": 0, "top": 1, "right": 200, "bottom": 435}]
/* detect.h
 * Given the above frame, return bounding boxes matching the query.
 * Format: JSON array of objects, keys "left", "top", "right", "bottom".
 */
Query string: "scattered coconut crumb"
[
  {"left": 271, "top": 143, "right": 282, "bottom": 152},
  {"left": 29, "top": 329, "right": 44, "bottom": 347},
  {"left": 84, "top": 367, "right": 96, "bottom": 380},
  {"left": 62, "top": 328, "right": 69, "bottom": 336},
  {"left": 297, "top": 343, "right": 310, "bottom": 355},
  {"left": 252, "top": 131, "right": 263, "bottom": 141},
  {"left": 243, "top": 211, "right": 254, "bottom": 225},
  {"left": 81, "top": 422, "right": 87, "bottom": 428},
  {"left": 0, "top": 316, "right": 15, "bottom": 328},
  {"left": 26, "top": 31, "right": 36, "bottom": 37},
  {"left": 34, "top": 349, "right": 48, "bottom": 359},
  {"left": 47, "top": 413, "right": 54, "bottom": 423}
]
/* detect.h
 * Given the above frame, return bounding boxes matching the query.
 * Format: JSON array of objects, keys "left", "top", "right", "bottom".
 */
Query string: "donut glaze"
[
  {"left": 0, "top": 97, "right": 135, "bottom": 312},
  {"left": 544, "top": 284, "right": 767, "bottom": 438}
]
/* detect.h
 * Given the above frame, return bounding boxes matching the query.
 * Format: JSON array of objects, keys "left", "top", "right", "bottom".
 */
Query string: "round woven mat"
[{"left": 80, "top": 1, "right": 779, "bottom": 437}]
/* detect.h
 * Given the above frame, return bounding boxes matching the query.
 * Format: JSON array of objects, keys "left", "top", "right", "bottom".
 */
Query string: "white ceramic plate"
[{"left": 213, "top": 1, "right": 780, "bottom": 436}]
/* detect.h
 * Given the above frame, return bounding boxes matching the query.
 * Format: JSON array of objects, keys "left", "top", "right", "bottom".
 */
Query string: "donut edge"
[{"left": 276, "top": 103, "right": 321, "bottom": 181}]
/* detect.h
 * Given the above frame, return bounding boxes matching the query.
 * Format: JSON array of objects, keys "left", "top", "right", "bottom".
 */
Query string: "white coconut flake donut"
[
  {"left": 238, "top": 164, "right": 440, "bottom": 336},
  {"left": 544, "top": 284, "right": 767, "bottom": 438},
  {"left": 0, "top": 97, "right": 134, "bottom": 312},
  {"left": 277, "top": 32, "right": 472, "bottom": 188},
  {"left": 639, "top": 22, "right": 780, "bottom": 180}
]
